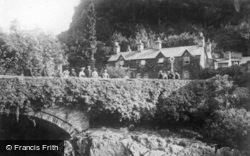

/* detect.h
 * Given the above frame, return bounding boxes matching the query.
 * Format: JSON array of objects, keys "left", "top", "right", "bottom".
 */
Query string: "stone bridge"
[
  {"left": 0, "top": 106, "right": 89, "bottom": 137},
  {"left": 0, "top": 76, "right": 195, "bottom": 155}
]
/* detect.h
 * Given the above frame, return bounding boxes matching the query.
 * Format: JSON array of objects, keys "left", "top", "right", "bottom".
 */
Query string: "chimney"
[
  {"left": 206, "top": 39, "right": 212, "bottom": 59},
  {"left": 199, "top": 32, "right": 205, "bottom": 48},
  {"left": 155, "top": 38, "right": 162, "bottom": 50},
  {"left": 137, "top": 40, "right": 144, "bottom": 52},
  {"left": 114, "top": 42, "right": 120, "bottom": 54},
  {"left": 127, "top": 45, "right": 131, "bottom": 52},
  {"left": 228, "top": 52, "right": 232, "bottom": 66}
]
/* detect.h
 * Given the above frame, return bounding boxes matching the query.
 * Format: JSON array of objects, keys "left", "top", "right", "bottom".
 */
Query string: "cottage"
[
  {"left": 108, "top": 34, "right": 212, "bottom": 79},
  {"left": 214, "top": 52, "right": 242, "bottom": 69}
]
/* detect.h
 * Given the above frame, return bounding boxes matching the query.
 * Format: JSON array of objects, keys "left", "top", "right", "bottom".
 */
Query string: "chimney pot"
[
  {"left": 206, "top": 39, "right": 212, "bottom": 59},
  {"left": 155, "top": 37, "right": 162, "bottom": 49},
  {"left": 114, "top": 42, "right": 120, "bottom": 54},
  {"left": 199, "top": 32, "right": 205, "bottom": 47},
  {"left": 127, "top": 45, "right": 131, "bottom": 52},
  {"left": 137, "top": 40, "right": 144, "bottom": 52}
]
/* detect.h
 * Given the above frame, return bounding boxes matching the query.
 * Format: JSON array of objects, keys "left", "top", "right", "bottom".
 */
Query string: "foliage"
[
  {"left": 156, "top": 75, "right": 234, "bottom": 124},
  {"left": 0, "top": 77, "right": 192, "bottom": 122},
  {"left": 205, "top": 109, "right": 250, "bottom": 150},
  {"left": 0, "top": 75, "right": 249, "bottom": 150},
  {"left": 231, "top": 87, "right": 250, "bottom": 111},
  {"left": 85, "top": 2, "right": 97, "bottom": 61},
  {"left": 0, "top": 30, "right": 66, "bottom": 76},
  {"left": 60, "top": 0, "right": 250, "bottom": 71},
  {"left": 106, "top": 66, "right": 131, "bottom": 78},
  {"left": 162, "top": 32, "right": 199, "bottom": 47},
  {"left": 199, "top": 65, "right": 244, "bottom": 81},
  {"left": 60, "top": 2, "right": 98, "bottom": 70},
  {"left": 199, "top": 68, "right": 218, "bottom": 79},
  {"left": 61, "top": 0, "right": 250, "bottom": 61}
]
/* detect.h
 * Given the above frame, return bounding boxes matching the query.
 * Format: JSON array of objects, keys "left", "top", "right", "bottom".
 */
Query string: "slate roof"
[
  {"left": 215, "top": 58, "right": 241, "bottom": 63},
  {"left": 240, "top": 57, "right": 250, "bottom": 64},
  {"left": 108, "top": 45, "right": 204, "bottom": 62}
]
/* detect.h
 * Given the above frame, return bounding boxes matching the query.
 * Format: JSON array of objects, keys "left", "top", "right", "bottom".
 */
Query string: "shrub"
[
  {"left": 199, "top": 65, "right": 244, "bottom": 81},
  {"left": 230, "top": 87, "right": 250, "bottom": 111},
  {"left": 156, "top": 75, "right": 234, "bottom": 125},
  {"left": 106, "top": 66, "right": 131, "bottom": 78},
  {"left": 204, "top": 109, "right": 250, "bottom": 150},
  {"left": 199, "top": 68, "right": 218, "bottom": 79},
  {"left": 0, "top": 77, "right": 191, "bottom": 123}
]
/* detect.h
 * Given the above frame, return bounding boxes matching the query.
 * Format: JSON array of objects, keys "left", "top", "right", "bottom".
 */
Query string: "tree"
[
  {"left": 0, "top": 30, "right": 67, "bottom": 76},
  {"left": 59, "top": 1, "right": 98, "bottom": 70},
  {"left": 85, "top": 2, "right": 97, "bottom": 62}
]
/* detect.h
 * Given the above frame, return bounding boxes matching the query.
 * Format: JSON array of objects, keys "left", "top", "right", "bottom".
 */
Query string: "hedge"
[
  {"left": 0, "top": 75, "right": 249, "bottom": 150},
  {"left": 0, "top": 76, "right": 195, "bottom": 122},
  {"left": 0, "top": 75, "right": 236, "bottom": 124}
]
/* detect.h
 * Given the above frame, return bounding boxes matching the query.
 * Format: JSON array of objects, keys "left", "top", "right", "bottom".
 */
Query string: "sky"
[{"left": 0, "top": 0, "right": 80, "bottom": 35}]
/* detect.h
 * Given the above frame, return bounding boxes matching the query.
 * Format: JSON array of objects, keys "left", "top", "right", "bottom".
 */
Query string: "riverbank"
[{"left": 76, "top": 127, "right": 248, "bottom": 156}]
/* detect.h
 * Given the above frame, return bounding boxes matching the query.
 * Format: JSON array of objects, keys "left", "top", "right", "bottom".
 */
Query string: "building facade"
[
  {"left": 213, "top": 52, "right": 250, "bottom": 70},
  {"left": 108, "top": 36, "right": 212, "bottom": 79}
]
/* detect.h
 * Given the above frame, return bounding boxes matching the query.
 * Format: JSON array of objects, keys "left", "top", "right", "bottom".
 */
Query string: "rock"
[
  {"left": 144, "top": 150, "right": 166, "bottom": 156},
  {"left": 90, "top": 138, "right": 127, "bottom": 156},
  {"left": 147, "top": 137, "right": 160, "bottom": 149},
  {"left": 217, "top": 147, "right": 233, "bottom": 156},
  {"left": 169, "top": 144, "right": 184, "bottom": 154},
  {"left": 79, "top": 128, "right": 245, "bottom": 156},
  {"left": 127, "top": 141, "right": 149, "bottom": 156}
]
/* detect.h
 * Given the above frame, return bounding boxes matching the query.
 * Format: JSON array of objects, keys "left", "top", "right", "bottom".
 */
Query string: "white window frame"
[
  {"left": 183, "top": 57, "right": 190, "bottom": 65},
  {"left": 158, "top": 58, "right": 164, "bottom": 64},
  {"left": 141, "top": 60, "right": 146, "bottom": 66}
]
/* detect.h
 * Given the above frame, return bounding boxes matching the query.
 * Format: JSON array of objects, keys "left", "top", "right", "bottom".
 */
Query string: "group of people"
[
  {"left": 61, "top": 66, "right": 109, "bottom": 78},
  {"left": 158, "top": 70, "right": 180, "bottom": 79}
]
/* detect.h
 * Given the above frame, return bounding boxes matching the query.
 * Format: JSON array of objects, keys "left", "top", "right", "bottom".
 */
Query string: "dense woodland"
[
  {"left": 58, "top": 0, "right": 250, "bottom": 70},
  {"left": 0, "top": 0, "right": 250, "bottom": 75}
]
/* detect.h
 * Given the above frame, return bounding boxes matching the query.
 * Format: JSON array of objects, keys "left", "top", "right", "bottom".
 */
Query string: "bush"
[
  {"left": 156, "top": 75, "right": 234, "bottom": 125},
  {"left": 0, "top": 76, "right": 191, "bottom": 123},
  {"left": 0, "top": 75, "right": 249, "bottom": 150},
  {"left": 230, "top": 87, "right": 250, "bottom": 111},
  {"left": 205, "top": 109, "right": 250, "bottom": 150},
  {"left": 106, "top": 66, "right": 131, "bottom": 78},
  {"left": 199, "top": 68, "right": 218, "bottom": 79},
  {"left": 199, "top": 65, "right": 244, "bottom": 81}
]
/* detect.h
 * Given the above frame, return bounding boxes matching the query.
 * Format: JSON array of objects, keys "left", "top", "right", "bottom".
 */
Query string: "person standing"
[
  {"left": 86, "top": 66, "right": 92, "bottom": 78},
  {"left": 175, "top": 72, "right": 180, "bottom": 79},
  {"left": 92, "top": 68, "right": 99, "bottom": 78},
  {"left": 158, "top": 70, "right": 163, "bottom": 79},
  {"left": 70, "top": 69, "right": 77, "bottom": 77},
  {"left": 170, "top": 72, "right": 176, "bottom": 79},
  {"left": 163, "top": 71, "right": 168, "bottom": 79},
  {"left": 167, "top": 71, "right": 171, "bottom": 79},
  {"left": 62, "top": 69, "right": 69, "bottom": 78},
  {"left": 102, "top": 69, "right": 109, "bottom": 78},
  {"left": 79, "top": 67, "right": 86, "bottom": 78}
]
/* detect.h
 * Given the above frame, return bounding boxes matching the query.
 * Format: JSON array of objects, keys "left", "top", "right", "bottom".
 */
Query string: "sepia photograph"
[{"left": 0, "top": 0, "right": 250, "bottom": 155}]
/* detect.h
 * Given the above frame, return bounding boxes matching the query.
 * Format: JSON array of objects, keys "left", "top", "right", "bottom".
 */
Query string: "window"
[
  {"left": 183, "top": 71, "right": 190, "bottom": 79},
  {"left": 119, "top": 60, "right": 124, "bottom": 66},
  {"left": 183, "top": 57, "right": 190, "bottom": 65},
  {"left": 218, "top": 63, "right": 228, "bottom": 68},
  {"left": 141, "top": 60, "right": 146, "bottom": 66},
  {"left": 158, "top": 58, "right": 164, "bottom": 63}
]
